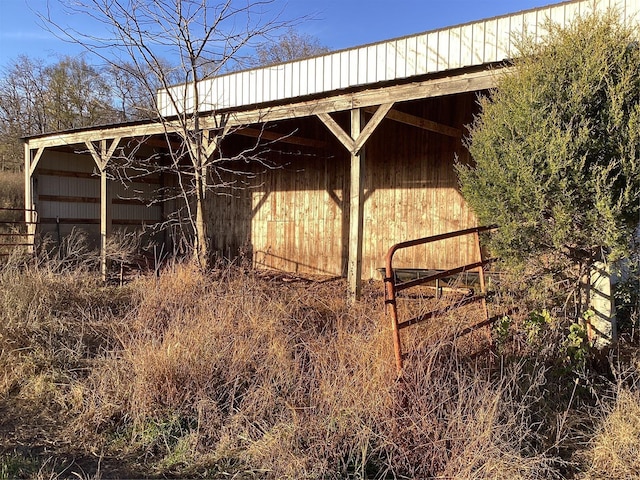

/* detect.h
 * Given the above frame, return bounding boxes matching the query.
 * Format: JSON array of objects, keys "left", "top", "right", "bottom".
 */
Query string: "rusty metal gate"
[
  {"left": 383, "top": 225, "right": 498, "bottom": 373},
  {"left": 0, "top": 207, "right": 37, "bottom": 259}
]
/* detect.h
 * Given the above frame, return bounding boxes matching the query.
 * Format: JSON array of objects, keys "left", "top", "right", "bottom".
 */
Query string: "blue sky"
[{"left": 0, "top": 0, "right": 556, "bottom": 67}]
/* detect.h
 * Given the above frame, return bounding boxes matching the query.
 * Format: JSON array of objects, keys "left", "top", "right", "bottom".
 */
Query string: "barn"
[{"left": 22, "top": 0, "right": 640, "bottom": 299}]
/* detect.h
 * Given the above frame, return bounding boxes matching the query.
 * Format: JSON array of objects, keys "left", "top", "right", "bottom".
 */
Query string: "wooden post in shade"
[
  {"left": 23, "top": 143, "right": 33, "bottom": 253},
  {"left": 348, "top": 108, "right": 365, "bottom": 302},
  {"left": 85, "top": 138, "right": 120, "bottom": 282},
  {"left": 100, "top": 166, "right": 111, "bottom": 281},
  {"left": 316, "top": 104, "right": 391, "bottom": 301}
]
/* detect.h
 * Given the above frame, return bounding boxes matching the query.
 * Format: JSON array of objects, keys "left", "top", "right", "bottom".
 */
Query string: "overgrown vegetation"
[
  {"left": 458, "top": 12, "right": 640, "bottom": 319},
  {"left": 0, "top": 171, "right": 23, "bottom": 210},
  {"left": 0, "top": 248, "right": 639, "bottom": 478}
]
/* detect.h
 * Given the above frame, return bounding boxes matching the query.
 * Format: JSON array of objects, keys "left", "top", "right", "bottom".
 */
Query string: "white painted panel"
[
  {"left": 241, "top": 71, "right": 255, "bottom": 106},
  {"left": 259, "top": 69, "right": 268, "bottom": 103},
  {"left": 307, "top": 58, "right": 317, "bottom": 94},
  {"left": 564, "top": 2, "right": 581, "bottom": 25},
  {"left": 323, "top": 55, "right": 332, "bottom": 93},
  {"left": 405, "top": 35, "right": 417, "bottom": 77},
  {"left": 386, "top": 41, "right": 397, "bottom": 80},
  {"left": 509, "top": 14, "right": 524, "bottom": 58},
  {"left": 366, "top": 45, "right": 377, "bottom": 83},
  {"left": 248, "top": 70, "right": 257, "bottom": 105},
  {"left": 340, "top": 51, "right": 350, "bottom": 88},
  {"left": 415, "top": 34, "right": 428, "bottom": 75},
  {"left": 331, "top": 53, "right": 341, "bottom": 90},
  {"left": 549, "top": 3, "right": 566, "bottom": 25},
  {"left": 449, "top": 26, "right": 462, "bottom": 69},
  {"left": 284, "top": 63, "right": 293, "bottom": 98},
  {"left": 209, "top": 78, "right": 220, "bottom": 110},
  {"left": 197, "top": 80, "right": 207, "bottom": 111},
  {"left": 298, "top": 60, "right": 308, "bottom": 96},
  {"left": 438, "top": 29, "right": 450, "bottom": 70},
  {"left": 536, "top": 8, "right": 552, "bottom": 40},
  {"left": 426, "top": 31, "right": 439, "bottom": 72},
  {"left": 496, "top": 16, "right": 511, "bottom": 60},
  {"left": 254, "top": 69, "right": 264, "bottom": 104},
  {"left": 472, "top": 22, "right": 485, "bottom": 64},
  {"left": 291, "top": 62, "right": 301, "bottom": 97},
  {"left": 459, "top": 24, "right": 473, "bottom": 67},
  {"left": 630, "top": 0, "right": 640, "bottom": 24},
  {"left": 228, "top": 74, "right": 237, "bottom": 108},
  {"left": 376, "top": 43, "right": 387, "bottom": 82},
  {"left": 523, "top": 11, "right": 538, "bottom": 43},
  {"left": 276, "top": 65, "right": 285, "bottom": 100},
  {"left": 396, "top": 37, "right": 408, "bottom": 78},
  {"left": 484, "top": 19, "right": 498, "bottom": 63},
  {"left": 358, "top": 47, "right": 368, "bottom": 84},
  {"left": 268, "top": 67, "right": 278, "bottom": 101},
  {"left": 349, "top": 49, "right": 359, "bottom": 85}
]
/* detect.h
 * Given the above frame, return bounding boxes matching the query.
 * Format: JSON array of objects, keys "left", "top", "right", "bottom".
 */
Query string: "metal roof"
[{"left": 157, "top": 0, "right": 640, "bottom": 117}]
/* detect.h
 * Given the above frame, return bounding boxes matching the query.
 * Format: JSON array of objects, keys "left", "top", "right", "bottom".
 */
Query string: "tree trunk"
[{"left": 194, "top": 167, "right": 208, "bottom": 268}]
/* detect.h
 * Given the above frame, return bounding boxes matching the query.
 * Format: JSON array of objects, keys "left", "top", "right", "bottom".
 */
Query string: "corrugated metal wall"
[{"left": 34, "top": 150, "right": 165, "bottom": 247}]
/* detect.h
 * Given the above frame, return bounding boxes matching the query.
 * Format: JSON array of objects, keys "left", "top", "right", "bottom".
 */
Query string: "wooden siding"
[
  {"left": 206, "top": 93, "right": 479, "bottom": 279},
  {"left": 158, "top": 0, "right": 640, "bottom": 116}
]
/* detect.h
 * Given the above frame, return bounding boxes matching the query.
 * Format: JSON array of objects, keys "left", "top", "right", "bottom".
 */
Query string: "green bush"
[{"left": 459, "top": 12, "right": 640, "bottom": 318}]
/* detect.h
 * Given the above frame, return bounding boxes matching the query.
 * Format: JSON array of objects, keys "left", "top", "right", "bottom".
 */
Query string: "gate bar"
[{"left": 384, "top": 225, "right": 497, "bottom": 373}]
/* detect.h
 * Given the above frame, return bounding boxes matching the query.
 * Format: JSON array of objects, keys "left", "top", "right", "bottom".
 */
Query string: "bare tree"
[
  {"left": 104, "top": 60, "right": 172, "bottom": 122},
  {"left": 252, "top": 27, "right": 329, "bottom": 66},
  {"left": 41, "top": 0, "right": 288, "bottom": 267},
  {"left": 0, "top": 55, "right": 117, "bottom": 170}
]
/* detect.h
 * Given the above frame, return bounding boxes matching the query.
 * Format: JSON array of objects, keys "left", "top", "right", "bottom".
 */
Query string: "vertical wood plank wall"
[{"left": 206, "top": 92, "right": 480, "bottom": 279}]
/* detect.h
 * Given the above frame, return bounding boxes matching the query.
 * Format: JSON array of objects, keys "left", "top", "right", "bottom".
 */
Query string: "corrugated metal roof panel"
[{"left": 157, "top": 0, "right": 639, "bottom": 116}]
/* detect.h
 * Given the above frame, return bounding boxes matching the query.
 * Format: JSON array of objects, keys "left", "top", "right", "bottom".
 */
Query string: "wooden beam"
[
  {"left": 225, "top": 67, "right": 501, "bottom": 127},
  {"left": 105, "top": 137, "right": 122, "bottom": 163},
  {"left": 38, "top": 194, "right": 149, "bottom": 206},
  {"left": 316, "top": 112, "right": 356, "bottom": 152},
  {"left": 26, "top": 67, "right": 503, "bottom": 151},
  {"left": 319, "top": 103, "right": 393, "bottom": 155},
  {"left": 348, "top": 108, "right": 365, "bottom": 302},
  {"left": 36, "top": 168, "right": 162, "bottom": 184},
  {"left": 366, "top": 107, "right": 462, "bottom": 138},
  {"left": 354, "top": 102, "right": 394, "bottom": 154},
  {"left": 39, "top": 218, "right": 153, "bottom": 226},
  {"left": 28, "top": 147, "right": 45, "bottom": 177},
  {"left": 235, "top": 127, "right": 327, "bottom": 148},
  {"left": 85, "top": 141, "right": 105, "bottom": 170}
]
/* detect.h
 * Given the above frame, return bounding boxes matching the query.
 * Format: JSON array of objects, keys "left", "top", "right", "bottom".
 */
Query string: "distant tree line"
[
  {"left": 0, "top": 30, "right": 328, "bottom": 172},
  {"left": 0, "top": 55, "right": 157, "bottom": 171}
]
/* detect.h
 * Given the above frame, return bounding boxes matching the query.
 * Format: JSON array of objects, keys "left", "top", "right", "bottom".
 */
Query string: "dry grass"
[
  {"left": 0, "top": 171, "right": 23, "bottom": 210},
  {"left": 580, "top": 385, "right": 640, "bottom": 479},
  {"left": 73, "top": 264, "right": 561, "bottom": 478},
  {"left": 0, "top": 257, "right": 638, "bottom": 478}
]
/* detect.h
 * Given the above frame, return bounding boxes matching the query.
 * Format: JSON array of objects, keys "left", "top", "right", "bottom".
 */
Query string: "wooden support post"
[
  {"left": 100, "top": 165, "right": 111, "bottom": 282},
  {"left": 24, "top": 143, "right": 35, "bottom": 253},
  {"left": 317, "top": 104, "right": 392, "bottom": 302},
  {"left": 348, "top": 108, "right": 365, "bottom": 302},
  {"left": 84, "top": 138, "right": 120, "bottom": 281}
]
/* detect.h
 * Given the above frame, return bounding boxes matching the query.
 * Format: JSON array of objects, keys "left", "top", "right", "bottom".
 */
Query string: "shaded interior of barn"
[{"left": 30, "top": 90, "right": 483, "bottom": 279}]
